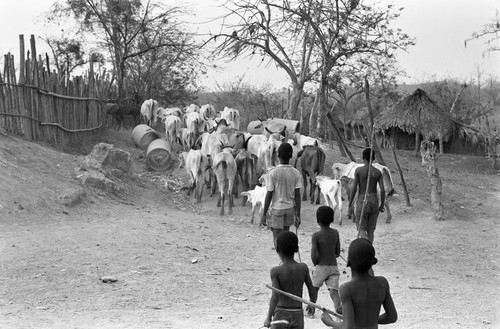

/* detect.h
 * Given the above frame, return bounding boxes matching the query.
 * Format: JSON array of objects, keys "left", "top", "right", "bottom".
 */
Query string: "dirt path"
[{"left": 0, "top": 131, "right": 499, "bottom": 329}]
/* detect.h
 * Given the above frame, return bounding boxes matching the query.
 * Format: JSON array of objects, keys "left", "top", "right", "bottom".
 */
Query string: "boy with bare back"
[
  {"left": 306, "top": 206, "right": 342, "bottom": 318},
  {"left": 264, "top": 231, "right": 317, "bottom": 329},
  {"left": 349, "top": 148, "right": 385, "bottom": 243},
  {"left": 321, "top": 238, "right": 397, "bottom": 329}
]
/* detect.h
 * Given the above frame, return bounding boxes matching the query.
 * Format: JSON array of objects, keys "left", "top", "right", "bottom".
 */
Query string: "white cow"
[
  {"left": 220, "top": 107, "right": 240, "bottom": 130},
  {"left": 180, "top": 128, "right": 197, "bottom": 151},
  {"left": 185, "top": 111, "right": 205, "bottom": 135},
  {"left": 213, "top": 148, "right": 238, "bottom": 215},
  {"left": 185, "top": 103, "right": 200, "bottom": 113},
  {"left": 256, "top": 135, "right": 281, "bottom": 173},
  {"left": 240, "top": 185, "right": 268, "bottom": 224},
  {"left": 178, "top": 149, "right": 209, "bottom": 203},
  {"left": 315, "top": 175, "right": 343, "bottom": 225},
  {"left": 156, "top": 107, "right": 183, "bottom": 123},
  {"left": 140, "top": 99, "right": 158, "bottom": 126},
  {"left": 292, "top": 132, "right": 319, "bottom": 150},
  {"left": 200, "top": 104, "right": 217, "bottom": 120},
  {"left": 332, "top": 161, "right": 395, "bottom": 223},
  {"left": 164, "top": 115, "right": 182, "bottom": 149}
]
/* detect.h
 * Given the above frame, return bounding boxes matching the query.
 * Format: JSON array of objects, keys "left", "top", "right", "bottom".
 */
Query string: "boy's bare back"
[
  {"left": 271, "top": 261, "right": 310, "bottom": 309},
  {"left": 340, "top": 275, "right": 394, "bottom": 328},
  {"left": 354, "top": 165, "right": 383, "bottom": 196},
  {"left": 311, "top": 228, "right": 340, "bottom": 266}
]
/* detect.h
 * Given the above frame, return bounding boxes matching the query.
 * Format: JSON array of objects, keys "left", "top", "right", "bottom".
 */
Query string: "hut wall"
[{"left": 442, "top": 135, "right": 486, "bottom": 156}]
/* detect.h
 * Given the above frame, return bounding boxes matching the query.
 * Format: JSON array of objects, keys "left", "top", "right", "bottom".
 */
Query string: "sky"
[{"left": 0, "top": 0, "right": 498, "bottom": 90}]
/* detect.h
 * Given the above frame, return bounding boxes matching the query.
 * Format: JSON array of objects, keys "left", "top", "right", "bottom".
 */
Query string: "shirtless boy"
[
  {"left": 306, "top": 206, "right": 342, "bottom": 317},
  {"left": 349, "top": 148, "right": 385, "bottom": 243},
  {"left": 321, "top": 238, "right": 397, "bottom": 329},
  {"left": 264, "top": 231, "right": 317, "bottom": 329}
]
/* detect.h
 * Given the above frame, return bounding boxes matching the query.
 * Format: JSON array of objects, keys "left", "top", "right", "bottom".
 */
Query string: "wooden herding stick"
[{"left": 265, "top": 284, "right": 343, "bottom": 320}]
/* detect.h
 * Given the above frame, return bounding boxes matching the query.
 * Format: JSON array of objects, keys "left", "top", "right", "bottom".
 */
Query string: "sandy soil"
[{"left": 0, "top": 129, "right": 499, "bottom": 329}]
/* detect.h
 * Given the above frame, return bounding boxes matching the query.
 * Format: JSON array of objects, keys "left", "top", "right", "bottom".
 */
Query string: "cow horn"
[{"left": 265, "top": 127, "right": 272, "bottom": 134}]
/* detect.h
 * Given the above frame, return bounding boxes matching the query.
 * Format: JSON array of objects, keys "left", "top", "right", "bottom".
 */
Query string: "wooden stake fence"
[{"left": 0, "top": 34, "right": 115, "bottom": 146}]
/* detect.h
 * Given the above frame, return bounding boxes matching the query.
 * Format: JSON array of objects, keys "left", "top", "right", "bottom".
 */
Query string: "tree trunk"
[
  {"left": 316, "top": 77, "right": 328, "bottom": 138},
  {"left": 484, "top": 115, "right": 499, "bottom": 169},
  {"left": 364, "top": 78, "right": 386, "bottom": 166},
  {"left": 309, "top": 89, "right": 320, "bottom": 136},
  {"left": 288, "top": 82, "right": 304, "bottom": 120},
  {"left": 420, "top": 141, "right": 444, "bottom": 220},
  {"left": 391, "top": 131, "right": 411, "bottom": 206},
  {"left": 326, "top": 112, "right": 355, "bottom": 161}
]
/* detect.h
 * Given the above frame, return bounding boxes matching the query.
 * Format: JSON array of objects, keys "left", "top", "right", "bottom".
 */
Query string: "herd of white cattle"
[{"left": 139, "top": 98, "right": 395, "bottom": 223}]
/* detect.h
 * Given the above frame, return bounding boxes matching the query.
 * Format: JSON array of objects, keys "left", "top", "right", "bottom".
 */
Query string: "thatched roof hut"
[
  {"left": 374, "top": 88, "right": 487, "bottom": 155},
  {"left": 374, "top": 88, "right": 456, "bottom": 141}
]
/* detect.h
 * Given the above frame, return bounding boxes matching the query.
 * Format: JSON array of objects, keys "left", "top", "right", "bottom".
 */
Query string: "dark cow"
[
  {"left": 105, "top": 102, "right": 140, "bottom": 130},
  {"left": 297, "top": 145, "right": 326, "bottom": 204},
  {"left": 234, "top": 149, "right": 258, "bottom": 206}
]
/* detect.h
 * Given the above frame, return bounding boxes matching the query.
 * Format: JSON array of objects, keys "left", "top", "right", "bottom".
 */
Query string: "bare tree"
[
  {"left": 465, "top": 10, "right": 500, "bottom": 53},
  {"left": 206, "top": 0, "right": 319, "bottom": 119}
]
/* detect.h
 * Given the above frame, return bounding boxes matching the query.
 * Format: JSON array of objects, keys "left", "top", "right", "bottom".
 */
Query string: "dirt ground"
[{"left": 0, "top": 128, "right": 499, "bottom": 329}]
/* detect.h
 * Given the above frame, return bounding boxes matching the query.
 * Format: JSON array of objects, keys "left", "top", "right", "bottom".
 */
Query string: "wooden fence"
[{"left": 0, "top": 35, "right": 113, "bottom": 146}]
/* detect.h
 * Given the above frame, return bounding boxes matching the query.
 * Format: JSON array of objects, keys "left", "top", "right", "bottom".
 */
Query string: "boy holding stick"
[
  {"left": 264, "top": 231, "right": 317, "bottom": 328},
  {"left": 321, "top": 238, "right": 398, "bottom": 329}
]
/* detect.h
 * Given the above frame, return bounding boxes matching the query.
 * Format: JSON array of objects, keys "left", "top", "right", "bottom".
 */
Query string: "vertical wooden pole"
[{"left": 420, "top": 141, "right": 444, "bottom": 220}]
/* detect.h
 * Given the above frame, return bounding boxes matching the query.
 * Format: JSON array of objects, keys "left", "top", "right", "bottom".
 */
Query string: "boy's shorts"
[
  {"left": 311, "top": 265, "right": 340, "bottom": 290},
  {"left": 272, "top": 307, "right": 304, "bottom": 329},
  {"left": 270, "top": 207, "right": 295, "bottom": 229},
  {"left": 355, "top": 194, "right": 379, "bottom": 233}
]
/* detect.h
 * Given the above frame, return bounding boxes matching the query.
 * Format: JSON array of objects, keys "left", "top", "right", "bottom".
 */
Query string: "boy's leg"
[
  {"left": 272, "top": 228, "right": 283, "bottom": 249},
  {"left": 329, "top": 288, "right": 341, "bottom": 313}
]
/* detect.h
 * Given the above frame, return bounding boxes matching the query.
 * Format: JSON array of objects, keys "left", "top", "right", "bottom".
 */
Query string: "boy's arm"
[
  {"left": 264, "top": 268, "right": 280, "bottom": 327},
  {"left": 261, "top": 191, "right": 273, "bottom": 224},
  {"left": 310, "top": 234, "right": 319, "bottom": 265},
  {"left": 304, "top": 264, "right": 318, "bottom": 303},
  {"left": 335, "top": 231, "right": 341, "bottom": 258},
  {"left": 294, "top": 188, "right": 301, "bottom": 227},
  {"left": 378, "top": 277, "right": 398, "bottom": 324},
  {"left": 321, "top": 284, "right": 354, "bottom": 329},
  {"left": 348, "top": 171, "right": 359, "bottom": 208}
]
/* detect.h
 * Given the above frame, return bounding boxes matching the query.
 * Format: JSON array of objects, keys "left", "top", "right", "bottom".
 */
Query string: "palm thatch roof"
[{"left": 374, "top": 88, "right": 457, "bottom": 140}]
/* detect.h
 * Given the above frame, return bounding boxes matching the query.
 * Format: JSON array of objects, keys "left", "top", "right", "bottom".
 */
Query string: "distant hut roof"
[{"left": 374, "top": 88, "right": 456, "bottom": 140}]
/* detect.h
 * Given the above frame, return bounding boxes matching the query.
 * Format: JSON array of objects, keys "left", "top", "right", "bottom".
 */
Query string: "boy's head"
[
  {"left": 316, "top": 206, "right": 334, "bottom": 226},
  {"left": 276, "top": 231, "right": 299, "bottom": 257},
  {"left": 278, "top": 142, "right": 293, "bottom": 161},
  {"left": 347, "top": 238, "right": 378, "bottom": 272},
  {"left": 362, "top": 148, "right": 376, "bottom": 161}
]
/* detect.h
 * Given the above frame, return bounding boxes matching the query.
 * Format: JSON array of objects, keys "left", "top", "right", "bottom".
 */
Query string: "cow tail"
[{"left": 317, "top": 148, "right": 326, "bottom": 175}]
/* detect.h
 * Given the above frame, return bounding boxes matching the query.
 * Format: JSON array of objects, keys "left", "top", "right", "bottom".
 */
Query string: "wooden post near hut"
[{"left": 420, "top": 140, "right": 444, "bottom": 220}]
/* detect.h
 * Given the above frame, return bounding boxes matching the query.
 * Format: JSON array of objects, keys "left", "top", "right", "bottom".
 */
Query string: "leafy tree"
[
  {"left": 42, "top": 34, "right": 87, "bottom": 86},
  {"left": 47, "top": 0, "right": 199, "bottom": 101}
]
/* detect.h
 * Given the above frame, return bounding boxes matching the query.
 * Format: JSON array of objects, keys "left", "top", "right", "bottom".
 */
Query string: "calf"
[
  {"left": 178, "top": 150, "right": 209, "bottom": 204},
  {"left": 240, "top": 185, "right": 267, "bottom": 224},
  {"left": 315, "top": 175, "right": 343, "bottom": 225}
]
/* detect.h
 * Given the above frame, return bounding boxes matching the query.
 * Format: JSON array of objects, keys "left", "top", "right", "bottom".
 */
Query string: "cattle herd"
[{"left": 135, "top": 99, "right": 395, "bottom": 223}]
